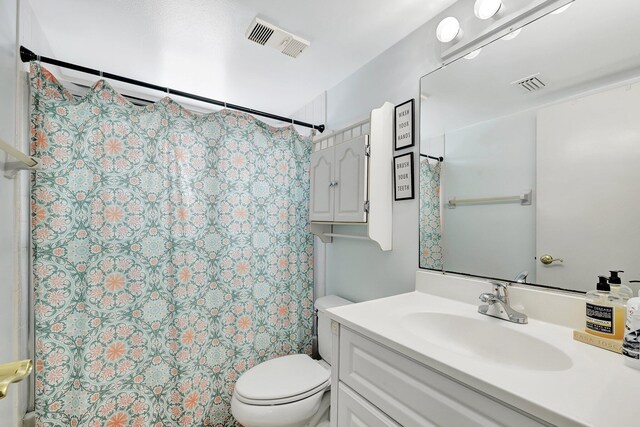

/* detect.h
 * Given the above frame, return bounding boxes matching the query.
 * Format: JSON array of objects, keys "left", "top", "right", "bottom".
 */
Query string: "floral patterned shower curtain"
[
  {"left": 419, "top": 158, "right": 443, "bottom": 270},
  {"left": 30, "top": 63, "right": 313, "bottom": 426}
]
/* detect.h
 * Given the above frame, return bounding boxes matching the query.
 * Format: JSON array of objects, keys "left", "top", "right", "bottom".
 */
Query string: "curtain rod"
[
  {"left": 20, "top": 46, "right": 325, "bottom": 133},
  {"left": 420, "top": 154, "right": 444, "bottom": 162}
]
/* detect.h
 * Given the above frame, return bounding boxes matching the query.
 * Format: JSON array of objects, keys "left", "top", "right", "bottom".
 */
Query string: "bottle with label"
[
  {"left": 608, "top": 270, "right": 633, "bottom": 302},
  {"left": 623, "top": 289, "right": 640, "bottom": 369},
  {"left": 585, "top": 276, "right": 625, "bottom": 340}
]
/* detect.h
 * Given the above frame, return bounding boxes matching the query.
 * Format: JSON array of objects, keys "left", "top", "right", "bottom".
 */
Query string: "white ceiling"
[
  {"left": 27, "top": 0, "right": 456, "bottom": 117},
  {"left": 421, "top": 0, "right": 640, "bottom": 137}
]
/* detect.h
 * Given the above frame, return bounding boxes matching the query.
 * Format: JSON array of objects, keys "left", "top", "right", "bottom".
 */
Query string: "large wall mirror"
[{"left": 419, "top": 0, "right": 640, "bottom": 293}]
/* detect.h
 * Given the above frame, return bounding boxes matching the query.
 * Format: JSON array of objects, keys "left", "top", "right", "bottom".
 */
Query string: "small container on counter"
[
  {"left": 608, "top": 270, "right": 633, "bottom": 302},
  {"left": 586, "top": 276, "right": 625, "bottom": 340}
]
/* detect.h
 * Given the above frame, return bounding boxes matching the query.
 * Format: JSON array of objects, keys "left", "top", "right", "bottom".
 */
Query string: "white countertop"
[{"left": 326, "top": 287, "right": 640, "bottom": 427}]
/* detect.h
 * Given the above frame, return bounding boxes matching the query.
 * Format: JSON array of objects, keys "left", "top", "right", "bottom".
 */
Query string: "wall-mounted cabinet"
[
  {"left": 309, "top": 102, "right": 393, "bottom": 251},
  {"left": 310, "top": 135, "right": 369, "bottom": 223}
]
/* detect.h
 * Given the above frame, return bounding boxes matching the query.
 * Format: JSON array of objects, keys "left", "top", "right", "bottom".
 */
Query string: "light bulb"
[
  {"left": 551, "top": 3, "right": 572, "bottom": 14},
  {"left": 436, "top": 17, "right": 461, "bottom": 43},
  {"left": 474, "top": 0, "right": 502, "bottom": 20},
  {"left": 501, "top": 28, "right": 522, "bottom": 41},
  {"left": 464, "top": 48, "right": 482, "bottom": 60}
]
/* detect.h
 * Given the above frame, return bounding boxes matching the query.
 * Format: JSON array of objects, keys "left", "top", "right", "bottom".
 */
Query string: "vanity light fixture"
[
  {"left": 464, "top": 48, "right": 482, "bottom": 59},
  {"left": 551, "top": 2, "right": 573, "bottom": 14},
  {"left": 474, "top": 0, "right": 502, "bottom": 20},
  {"left": 501, "top": 27, "right": 522, "bottom": 40},
  {"left": 436, "top": 17, "right": 462, "bottom": 43}
]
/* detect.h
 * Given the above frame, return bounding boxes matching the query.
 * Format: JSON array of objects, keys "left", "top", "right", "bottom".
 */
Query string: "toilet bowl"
[
  {"left": 231, "top": 295, "right": 351, "bottom": 427},
  {"left": 230, "top": 355, "right": 331, "bottom": 427}
]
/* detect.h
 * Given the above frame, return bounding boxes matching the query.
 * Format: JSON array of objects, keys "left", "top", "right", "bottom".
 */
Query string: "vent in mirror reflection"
[{"left": 512, "top": 73, "right": 547, "bottom": 93}]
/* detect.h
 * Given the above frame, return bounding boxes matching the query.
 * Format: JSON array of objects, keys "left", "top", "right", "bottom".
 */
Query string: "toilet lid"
[{"left": 234, "top": 354, "right": 330, "bottom": 404}]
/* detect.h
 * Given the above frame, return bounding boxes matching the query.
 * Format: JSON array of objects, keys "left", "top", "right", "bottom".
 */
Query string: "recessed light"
[
  {"left": 474, "top": 0, "right": 502, "bottom": 20},
  {"left": 551, "top": 2, "right": 572, "bottom": 14},
  {"left": 501, "top": 28, "right": 522, "bottom": 41},
  {"left": 436, "top": 17, "right": 461, "bottom": 43},
  {"left": 464, "top": 48, "right": 482, "bottom": 60}
]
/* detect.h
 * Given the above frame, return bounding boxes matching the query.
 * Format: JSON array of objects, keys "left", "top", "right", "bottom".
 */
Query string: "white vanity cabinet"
[
  {"left": 331, "top": 325, "right": 550, "bottom": 427},
  {"left": 310, "top": 135, "right": 369, "bottom": 223},
  {"left": 337, "top": 383, "right": 400, "bottom": 427}
]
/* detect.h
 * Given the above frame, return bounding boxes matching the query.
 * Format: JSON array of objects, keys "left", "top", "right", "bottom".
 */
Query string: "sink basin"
[{"left": 401, "top": 312, "right": 573, "bottom": 372}]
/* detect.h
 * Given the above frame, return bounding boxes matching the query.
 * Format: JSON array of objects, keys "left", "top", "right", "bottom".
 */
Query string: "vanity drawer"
[
  {"left": 338, "top": 382, "right": 401, "bottom": 427},
  {"left": 339, "top": 327, "right": 547, "bottom": 427}
]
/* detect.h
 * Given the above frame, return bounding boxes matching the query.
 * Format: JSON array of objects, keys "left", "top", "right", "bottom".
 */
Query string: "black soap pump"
[
  {"left": 596, "top": 276, "right": 610, "bottom": 293},
  {"left": 608, "top": 270, "right": 633, "bottom": 301}
]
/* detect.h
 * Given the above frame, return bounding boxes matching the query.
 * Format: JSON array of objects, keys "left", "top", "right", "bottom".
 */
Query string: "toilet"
[{"left": 231, "top": 295, "right": 352, "bottom": 427}]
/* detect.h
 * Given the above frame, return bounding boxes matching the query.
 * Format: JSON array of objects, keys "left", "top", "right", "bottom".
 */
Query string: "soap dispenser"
[
  {"left": 586, "top": 276, "right": 625, "bottom": 339},
  {"left": 609, "top": 270, "right": 633, "bottom": 302}
]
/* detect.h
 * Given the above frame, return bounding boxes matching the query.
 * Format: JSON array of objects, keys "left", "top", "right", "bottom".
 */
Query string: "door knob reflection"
[{"left": 540, "top": 254, "right": 564, "bottom": 265}]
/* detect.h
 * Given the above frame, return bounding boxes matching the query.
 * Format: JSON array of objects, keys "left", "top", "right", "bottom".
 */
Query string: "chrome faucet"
[
  {"left": 478, "top": 281, "right": 528, "bottom": 324},
  {"left": 514, "top": 270, "right": 529, "bottom": 284}
]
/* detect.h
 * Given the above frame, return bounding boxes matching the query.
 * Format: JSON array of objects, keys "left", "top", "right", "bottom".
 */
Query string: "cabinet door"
[
  {"left": 334, "top": 136, "right": 368, "bottom": 223},
  {"left": 338, "top": 383, "right": 400, "bottom": 427},
  {"left": 310, "top": 147, "right": 334, "bottom": 221},
  {"left": 339, "top": 328, "right": 548, "bottom": 427}
]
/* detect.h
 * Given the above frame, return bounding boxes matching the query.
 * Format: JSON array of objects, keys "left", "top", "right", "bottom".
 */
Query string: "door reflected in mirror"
[{"left": 419, "top": 0, "right": 640, "bottom": 293}]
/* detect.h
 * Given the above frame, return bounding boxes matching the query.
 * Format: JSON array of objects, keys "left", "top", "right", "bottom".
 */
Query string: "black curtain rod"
[
  {"left": 20, "top": 46, "right": 325, "bottom": 133},
  {"left": 420, "top": 154, "right": 444, "bottom": 162}
]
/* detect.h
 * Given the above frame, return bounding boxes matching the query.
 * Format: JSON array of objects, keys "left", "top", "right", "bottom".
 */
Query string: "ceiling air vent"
[
  {"left": 281, "top": 38, "right": 308, "bottom": 58},
  {"left": 245, "top": 17, "right": 310, "bottom": 58},
  {"left": 247, "top": 20, "right": 275, "bottom": 45},
  {"left": 512, "top": 73, "right": 547, "bottom": 93}
]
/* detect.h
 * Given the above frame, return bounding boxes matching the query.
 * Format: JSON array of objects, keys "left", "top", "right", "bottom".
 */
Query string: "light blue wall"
[
  {"left": 324, "top": 18, "right": 443, "bottom": 302},
  {"left": 322, "top": 0, "right": 568, "bottom": 302}
]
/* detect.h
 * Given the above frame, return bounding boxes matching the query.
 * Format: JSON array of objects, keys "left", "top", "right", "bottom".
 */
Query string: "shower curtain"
[
  {"left": 30, "top": 63, "right": 313, "bottom": 426},
  {"left": 419, "top": 158, "right": 443, "bottom": 270}
]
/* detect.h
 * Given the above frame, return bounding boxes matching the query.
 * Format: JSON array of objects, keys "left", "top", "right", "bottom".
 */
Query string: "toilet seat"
[{"left": 234, "top": 354, "right": 330, "bottom": 405}]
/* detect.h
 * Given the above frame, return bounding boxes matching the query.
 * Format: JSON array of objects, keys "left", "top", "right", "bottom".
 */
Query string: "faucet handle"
[
  {"left": 479, "top": 292, "right": 496, "bottom": 303},
  {"left": 487, "top": 280, "right": 509, "bottom": 300}
]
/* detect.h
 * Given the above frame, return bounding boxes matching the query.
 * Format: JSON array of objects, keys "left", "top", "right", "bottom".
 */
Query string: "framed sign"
[
  {"left": 394, "top": 152, "right": 415, "bottom": 200},
  {"left": 394, "top": 99, "right": 414, "bottom": 150}
]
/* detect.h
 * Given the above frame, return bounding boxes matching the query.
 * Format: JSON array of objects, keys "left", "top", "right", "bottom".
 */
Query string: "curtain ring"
[
  {"left": 224, "top": 102, "right": 227, "bottom": 109},
  {"left": 99, "top": 70, "right": 103, "bottom": 78},
  {"left": 36, "top": 55, "right": 41, "bottom": 63}
]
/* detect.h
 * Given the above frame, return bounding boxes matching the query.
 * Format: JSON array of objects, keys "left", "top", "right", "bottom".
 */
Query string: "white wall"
[
  {"left": 321, "top": 17, "right": 443, "bottom": 302},
  {"left": 536, "top": 82, "right": 640, "bottom": 292},
  {"left": 0, "top": 0, "right": 29, "bottom": 424},
  {"left": 292, "top": 92, "right": 328, "bottom": 300},
  {"left": 20, "top": 0, "right": 55, "bottom": 58},
  {"left": 292, "top": 92, "right": 326, "bottom": 137},
  {"left": 0, "top": 1, "right": 52, "bottom": 423}
]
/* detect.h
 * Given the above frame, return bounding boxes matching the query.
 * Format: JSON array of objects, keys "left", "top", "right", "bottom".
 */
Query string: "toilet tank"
[{"left": 315, "top": 295, "right": 352, "bottom": 365}]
